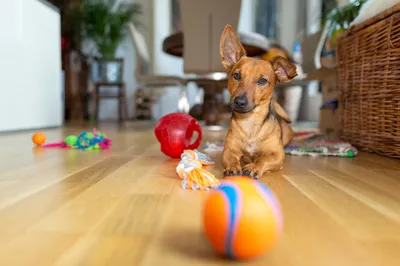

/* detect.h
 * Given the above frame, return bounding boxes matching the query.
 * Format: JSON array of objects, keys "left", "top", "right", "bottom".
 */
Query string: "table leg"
[
  {"left": 198, "top": 83, "right": 226, "bottom": 126},
  {"left": 93, "top": 85, "right": 99, "bottom": 121},
  {"left": 201, "top": 84, "right": 216, "bottom": 125}
]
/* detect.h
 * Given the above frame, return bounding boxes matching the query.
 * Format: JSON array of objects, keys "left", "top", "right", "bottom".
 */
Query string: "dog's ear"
[
  {"left": 270, "top": 56, "right": 298, "bottom": 83},
  {"left": 220, "top": 25, "right": 246, "bottom": 71}
]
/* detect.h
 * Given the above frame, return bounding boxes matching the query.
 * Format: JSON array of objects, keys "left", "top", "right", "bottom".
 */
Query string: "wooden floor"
[{"left": 0, "top": 122, "right": 399, "bottom": 266}]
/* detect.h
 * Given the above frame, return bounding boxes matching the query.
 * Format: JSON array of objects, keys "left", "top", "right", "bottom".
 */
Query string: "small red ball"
[{"left": 32, "top": 132, "right": 46, "bottom": 145}]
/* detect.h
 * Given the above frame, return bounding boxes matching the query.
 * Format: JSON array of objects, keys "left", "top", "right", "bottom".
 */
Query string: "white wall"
[
  {"left": 151, "top": 0, "right": 200, "bottom": 119},
  {"left": 238, "top": 0, "right": 255, "bottom": 32},
  {"left": 307, "top": 0, "right": 322, "bottom": 35},
  {"left": 93, "top": 0, "right": 152, "bottom": 121},
  {"left": 151, "top": 0, "right": 256, "bottom": 119},
  {"left": 299, "top": 0, "right": 323, "bottom": 122},
  {"left": 0, "top": 0, "right": 62, "bottom": 132},
  {"left": 94, "top": 0, "right": 192, "bottom": 121},
  {"left": 278, "top": 0, "right": 323, "bottom": 51},
  {"left": 95, "top": 0, "right": 265, "bottom": 120},
  {"left": 276, "top": 0, "right": 323, "bottom": 122},
  {"left": 278, "top": 0, "right": 299, "bottom": 52}
]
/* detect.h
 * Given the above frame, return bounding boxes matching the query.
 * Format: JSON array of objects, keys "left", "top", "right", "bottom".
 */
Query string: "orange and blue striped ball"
[{"left": 202, "top": 176, "right": 283, "bottom": 260}]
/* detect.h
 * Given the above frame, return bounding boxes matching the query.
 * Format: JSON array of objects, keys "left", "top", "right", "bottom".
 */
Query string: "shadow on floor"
[{"left": 162, "top": 228, "right": 224, "bottom": 262}]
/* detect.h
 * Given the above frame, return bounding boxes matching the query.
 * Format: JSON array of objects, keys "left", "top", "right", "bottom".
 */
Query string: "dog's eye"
[
  {"left": 257, "top": 77, "right": 268, "bottom": 86},
  {"left": 233, "top": 72, "right": 241, "bottom": 80}
]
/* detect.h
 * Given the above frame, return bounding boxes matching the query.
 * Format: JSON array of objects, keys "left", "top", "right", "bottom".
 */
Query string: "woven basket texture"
[{"left": 337, "top": 3, "right": 400, "bottom": 158}]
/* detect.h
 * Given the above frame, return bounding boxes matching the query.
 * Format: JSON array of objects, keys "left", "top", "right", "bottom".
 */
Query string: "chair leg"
[
  {"left": 138, "top": 81, "right": 189, "bottom": 115},
  {"left": 118, "top": 95, "right": 123, "bottom": 122},
  {"left": 202, "top": 84, "right": 218, "bottom": 125},
  {"left": 119, "top": 84, "right": 128, "bottom": 121},
  {"left": 177, "top": 84, "right": 190, "bottom": 113},
  {"left": 123, "top": 96, "right": 129, "bottom": 121},
  {"left": 93, "top": 85, "right": 99, "bottom": 121},
  {"left": 134, "top": 84, "right": 156, "bottom": 120},
  {"left": 84, "top": 92, "right": 90, "bottom": 120}
]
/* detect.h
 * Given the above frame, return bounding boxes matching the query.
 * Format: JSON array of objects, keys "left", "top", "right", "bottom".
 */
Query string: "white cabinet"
[{"left": 0, "top": 0, "right": 62, "bottom": 132}]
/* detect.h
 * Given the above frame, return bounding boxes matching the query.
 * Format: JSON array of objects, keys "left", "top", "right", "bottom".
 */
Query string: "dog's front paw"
[
  {"left": 242, "top": 163, "right": 260, "bottom": 179},
  {"left": 223, "top": 165, "right": 242, "bottom": 177}
]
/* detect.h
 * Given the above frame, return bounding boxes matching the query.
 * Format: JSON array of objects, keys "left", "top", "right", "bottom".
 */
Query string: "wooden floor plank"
[
  {"left": 30, "top": 156, "right": 160, "bottom": 234},
  {"left": 55, "top": 235, "right": 151, "bottom": 266},
  {"left": 0, "top": 123, "right": 399, "bottom": 266},
  {"left": 0, "top": 232, "right": 78, "bottom": 266},
  {"left": 263, "top": 176, "right": 378, "bottom": 266},
  {"left": 0, "top": 156, "right": 129, "bottom": 246},
  {"left": 95, "top": 194, "right": 171, "bottom": 236},
  {"left": 328, "top": 160, "right": 400, "bottom": 200},
  {"left": 285, "top": 174, "right": 400, "bottom": 240},
  {"left": 0, "top": 154, "right": 107, "bottom": 210},
  {"left": 311, "top": 169, "right": 400, "bottom": 222}
]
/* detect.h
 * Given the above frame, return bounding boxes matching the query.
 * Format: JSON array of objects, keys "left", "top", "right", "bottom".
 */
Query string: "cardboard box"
[
  {"left": 302, "top": 31, "right": 323, "bottom": 75},
  {"left": 319, "top": 107, "right": 341, "bottom": 138},
  {"left": 301, "top": 26, "right": 337, "bottom": 80},
  {"left": 320, "top": 70, "right": 338, "bottom": 102},
  {"left": 303, "top": 68, "right": 338, "bottom": 102},
  {"left": 301, "top": 31, "right": 339, "bottom": 103},
  {"left": 302, "top": 28, "right": 337, "bottom": 78},
  {"left": 302, "top": 27, "right": 342, "bottom": 138}
]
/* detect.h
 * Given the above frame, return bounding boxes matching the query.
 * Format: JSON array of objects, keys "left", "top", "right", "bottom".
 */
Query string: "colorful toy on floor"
[
  {"left": 176, "top": 150, "right": 220, "bottom": 190},
  {"left": 41, "top": 129, "right": 111, "bottom": 150},
  {"left": 32, "top": 132, "right": 46, "bottom": 145},
  {"left": 203, "top": 132, "right": 358, "bottom": 158},
  {"left": 284, "top": 132, "right": 357, "bottom": 157},
  {"left": 203, "top": 176, "right": 283, "bottom": 260},
  {"left": 154, "top": 113, "right": 202, "bottom": 159}
]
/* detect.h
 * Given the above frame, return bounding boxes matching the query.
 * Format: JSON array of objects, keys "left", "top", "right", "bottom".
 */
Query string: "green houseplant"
[
  {"left": 322, "top": 0, "right": 367, "bottom": 45},
  {"left": 70, "top": 0, "right": 142, "bottom": 82}
]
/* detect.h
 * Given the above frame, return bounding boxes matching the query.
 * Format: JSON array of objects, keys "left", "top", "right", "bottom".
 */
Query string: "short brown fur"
[{"left": 220, "top": 25, "right": 297, "bottom": 179}]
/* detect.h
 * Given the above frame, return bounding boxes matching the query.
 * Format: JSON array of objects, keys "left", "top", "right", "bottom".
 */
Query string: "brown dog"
[{"left": 220, "top": 25, "right": 297, "bottom": 179}]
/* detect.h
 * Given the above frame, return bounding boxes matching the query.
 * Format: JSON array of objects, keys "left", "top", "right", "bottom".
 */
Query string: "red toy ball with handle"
[{"left": 154, "top": 113, "right": 202, "bottom": 158}]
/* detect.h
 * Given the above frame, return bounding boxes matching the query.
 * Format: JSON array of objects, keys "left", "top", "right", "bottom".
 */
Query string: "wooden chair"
[
  {"left": 179, "top": 0, "right": 241, "bottom": 125},
  {"left": 178, "top": 0, "right": 271, "bottom": 125},
  {"left": 63, "top": 50, "right": 90, "bottom": 121},
  {"left": 92, "top": 58, "right": 129, "bottom": 122},
  {"left": 126, "top": 22, "right": 190, "bottom": 115}
]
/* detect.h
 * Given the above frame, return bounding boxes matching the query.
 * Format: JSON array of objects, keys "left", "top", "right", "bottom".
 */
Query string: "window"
[
  {"left": 254, "top": 0, "right": 277, "bottom": 39},
  {"left": 171, "top": 0, "right": 182, "bottom": 33}
]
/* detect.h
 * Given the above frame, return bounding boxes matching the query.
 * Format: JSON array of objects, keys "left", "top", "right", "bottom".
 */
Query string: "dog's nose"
[{"left": 233, "top": 96, "right": 248, "bottom": 108}]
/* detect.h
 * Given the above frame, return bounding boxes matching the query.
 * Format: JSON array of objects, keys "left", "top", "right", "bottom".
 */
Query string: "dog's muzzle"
[{"left": 232, "top": 95, "right": 252, "bottom": 113}]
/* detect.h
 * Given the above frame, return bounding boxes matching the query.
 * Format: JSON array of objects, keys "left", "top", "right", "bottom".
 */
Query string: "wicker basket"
[{"left": 337, "top": 4, "right": 400, "bottom": 158}]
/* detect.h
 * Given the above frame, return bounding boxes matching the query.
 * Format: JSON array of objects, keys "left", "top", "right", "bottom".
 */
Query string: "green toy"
[{"left": 41, "top": 129, "right": 112, "bottom": 150}]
